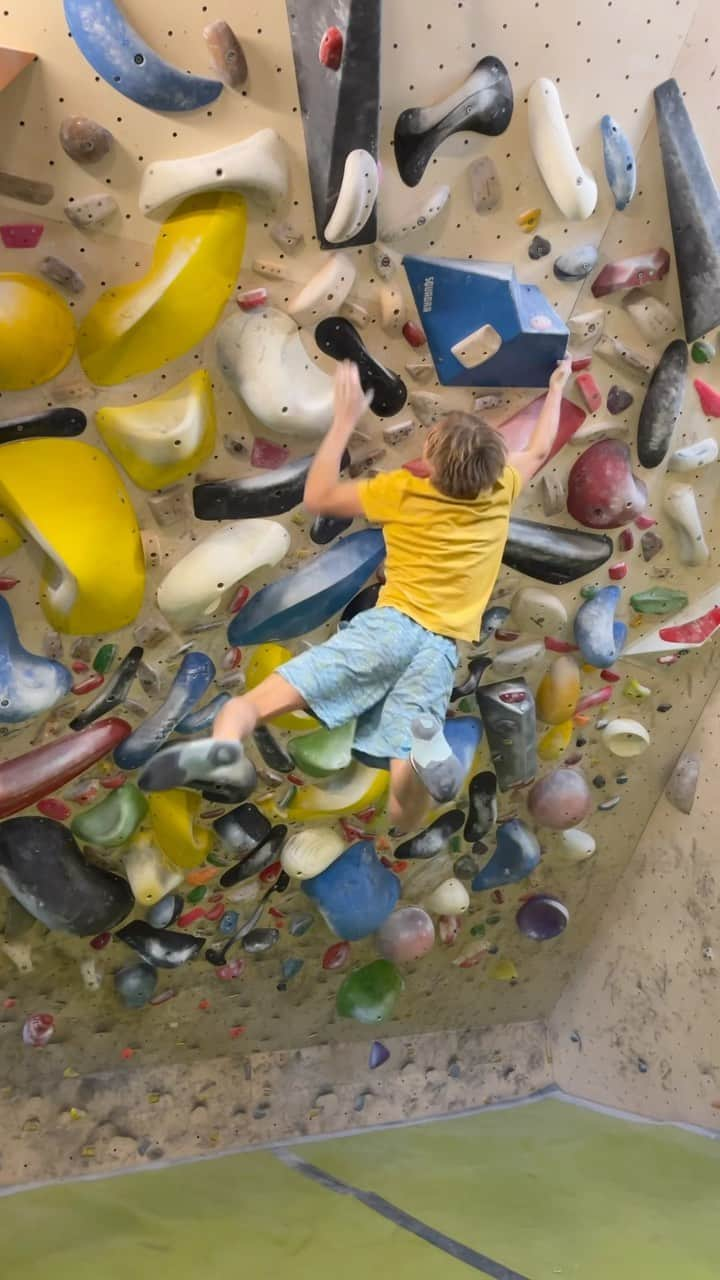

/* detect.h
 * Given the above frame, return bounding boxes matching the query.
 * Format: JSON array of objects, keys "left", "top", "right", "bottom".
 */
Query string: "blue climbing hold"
[
  {"left": 175, "top": 692, "right": 231, "bottom": 735},
  {"left": 369, "top": 1039, "right": 390, "bottom": 1069},
  {"left": 114, "top": 651, "right": 215, "bottom": 770},
  {"left": 573, "top": 585, "right": 627, "bottom": 668},
  {"left": 302, "top": 840, "right": 400, "bottom": 941},
  {"left": 0, "top": 597, "right": 71, "bottom": 724},
  {"left": 471, "top": 818, "right": 541, "bottom": 891},
  {"left": 600, "top": 114, "right": 637, "bottom": 212}
]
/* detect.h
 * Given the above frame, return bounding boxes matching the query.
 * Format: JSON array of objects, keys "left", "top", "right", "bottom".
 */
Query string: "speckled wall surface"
[{"left": 0, "top": 0, "right": 719, "bottom": 1182}]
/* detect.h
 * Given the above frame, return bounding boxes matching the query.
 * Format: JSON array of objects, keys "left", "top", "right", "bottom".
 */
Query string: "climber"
[{"left": 213, "top": 356, "right": 572, "bottom": 832}]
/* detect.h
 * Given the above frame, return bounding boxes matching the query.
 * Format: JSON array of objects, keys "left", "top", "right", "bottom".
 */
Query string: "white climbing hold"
[
  {"left": 601, "top": 718, "right": 650, "bottom": 757},
  {"left": 379, "top": 285, "right": 406, "bottom": 335},
  {"left": 668, "top": 438, "right": 719, "bottom": 471},
  {"left": 665, "top": 752, "right": 699, "bottom": 814},
  {"left": 124, "top": 839, "right": 183, "bottom": 905},
  {"left": 425, "top": 877, "right": 469, "bottom": 916},
  {"left": 491, "top": 640, "right": 544, "bottom": 679},
  {"left": 252, "top": 258, "right": 293, "bottom": 280},
  {"left": 217, "top": 306, "right": 335, "bottom": 437},
  {"left": 408, "top": 390, "right": 444, "bottom": 426},
  {"left": 372, "top": 241, "right": 401, "bottom": 280},
  {"left": 556, "top": 828, "right": 596, "bottom": 861},
  {"left": 623, "top": 289, "right": 678, "bottom": 344},
  {"left": 139, "top": 129, "right": 289, "bottom": 214},
  {"left": 450, "top": 323, "right": 502, "bottom": 369},
  {"left": 341, "top": 298, "right": 371, "bottom": 329},
  {"left": 380, "top": 183, "right": 450, "bottom": 242},
  {"left": 64, "top": 193, "right": 118, "bottom": 229},
  {"left": 469, "top": 154, "right": 501, "bottom": 213},
  {"left": 287, "top": 252, "right": 357, "bottom": 327},
  {"left": 324, "top": 148, "right": 379, "bottom": 244},
  {"left": 528, "top": 79, "right": 598, "bottom": 220},
  {"left": 594, "top": 334, "right": 654, "bottom": 377},
  {"left": 567, "top": 309, "right": 605, "bottom": 347},
  {"left": 157, "top": 520, "right": 290, "bottom": 630},
  {"left": 572, "top": 419, "right": 629, "bottom": 444},
  {"left": 281, "top": 827, "right": 346, "bottom": 879},
  {"left": 510, "top": 587, "right": 567, "bottom": 636},
  {"left": 663, "top": 483, "right": 709, "bottom": 566}
]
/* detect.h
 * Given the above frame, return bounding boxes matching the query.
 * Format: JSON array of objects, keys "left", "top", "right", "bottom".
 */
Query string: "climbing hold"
[
  {"left": 315, "top": 316, "right": 407, "bottom": 417},
  {"left": 336, "top": 958, "right": 403, "bottom": 1023},
  {"left": 253, "top": 724, "right": 294, "bottom": 773},
  {"left": 665, "top": 752, "right": 699, "bottom": 814},
  {"left": 464, "top": 772, "right": 498, "bottom": 843},
  {"left": 403, "top": 255, "right": 568, "bottom": 388},
  {"left": 527, "top": 768, "right": 592, "bottom": 829},
  {"left": 245, "top": 645, "right": 318, "bottom": 732},
  {"left": 303, "top": 841, "right": 399, "bottom": 940},
  {"left": 59, "top": 115, "right": 113, "bottom": 163},
  {"left": 664, "top": 484, "right": 709, "bottom": 565},
  {"left": 375, "top": 906, "right": 434, "bottom": 963},
  {"left": 516, "top": 895, "right": 568, "bottom": 941},
  {"left": 71, "top": 782, "right": 147, "bottom": 848},
  {"left": 0, "top": 171, "right": 53, "bottom": 206},
  {"left": 380, "top": 184, "right": 450, "bottom": 242},
  {"left": 536, "top": 655, "right": 581, "bottom": 725},
  {"left": 194, "top": 454, "right": 328, "bottom": 522},
  {"left": 0, "top": 718, "right": 130, "bottom": 819},
  {"left": 114, "top": 654, "right": 213, "bottom": 772},
  {"left": 96, "top": 371, "right": 216, "bottom": 492},
  {"left": 425, "top": 878, "right": 469, "bottom": 916},
  {"left": 288, "top": 254, "right": 357, "bottom": 329},
  {"left": 116, "top": 920, "right": 204, "bottom": 969},
  {"left": 497, "top": 396, "right": 585, "bottom": 479},
  {"left": 395, "top": 810, "right": 465, "bottom": 861},
  {"left": 0, "top": 274, "right": 75, "bottom": 391},
  {"left": 325, "top": 149, "right": 378, "bottom": 245},
  {"left": 591, "top": 249, "right": 670, "bottom": 298},
  {"left": 64, "top": 193, "right": 118, "bottom": 229},
  {"left": 517, "top": 208, "right": 542, "bottom": 233},
  {"left": 630, "top": 587, "right": 688, "bottom": 615},
  {"left": 567, "top": 439, "right": 647, "bottom": 529},
  {"left": 623, "top": 290, "right": 678, "bottom": 345},
  {"left": 600, "top": 114, "right": 637, "bottom": 210},
  {"left": 568, "top": 309, "right": 605, "bottom": 347},
  {"left": 148, "top": 790, "right": 213, "bottom": 870},
  {"left": 693, "top": 378, "right": 720, "bottom": 417},
  {"left": 141, "top": 131, "right": 288, "bottom": 216},
  {"left": 692, "top": 339, "right": 715, "bottom": 363},
  {"left": 472, "top": 819, "right": 541, "bottom": 891},
  {"left": 310, "top": 514, "right": 354, "bottom": 546},
  {"left": 606, "top": 386, "right": 633, "bottom": 416},
  {"left": 228, "top": 530, "right": 385, "bottom": 646},
  {"left": 669, "top": 438, "right": 719, "bottom": 471},
  {"left": 157, "top": 521, "right": 290, "bottom": 631},
  {"left": 623, "top": 587, "right": 720, "bottom": 656},
  {"left": 394, "top": 57, "right": 513, "bottom": 188},
  {"left": 220, "top": 825, "right": 287, "bottom": 888},
  {"left": 147, "top": 892, "right": 184, "bottom": 929},
  {"left": 78, "top": 193, "right": 246, "bottom": 385},
  {"left": 554, "top": 245, "right": 598, "bottom": 282},
  {"left": 0, "top": 597, "right": 71, "bottom": 724},
  {"left": 528, "top": 78, "right": 597, "bottom": 219},
  {"left": 637, "top": 340, "right": 688, "bottom": 469},
  {"left": 475, "top": 679, "right": 536, "bottom": 791},
  {"left": 528, "top": 235, "right": 551, "bottom": 260},
  {"left": 574, "top": 586, "right": 626, "bottom": 668},
  {"left": 22, "top": 1013, "right": 55, "bottom": 1047},
  {"left": 556, "top": 828, "right": 595, "bottom": 861},
  {"left": 451, "top": 655, "right": 492, "bottom": 702},
  {"left": 318, "top": 24, "right": 343, "bottom": 69},
  {"left": 0, "top": 224, "right": 43, "bottom": 248},
  {"left": 203, "top": 19, "right": 247, "bottom": 87},
  {"left": 64, "top": 0, "right": 223, "bottom": 110},
  {"left": 323, "top": 941, "right": 351, "bottom": 971},
  {"left": 601, "top": 719, "right": 650, "bottom": 757},
  {"left": 538, "top": 720, "right": 573, "bottom": 762},
  {"left": 575, "top": 371, "right": 603, "bottom": 414},
  {"left": 124, "top": 837, "right": 182, "bottom": 906},
  {"left": 640, "top": 530, "right": 663, "bottom": 561},
  {"left": 289, "top": 720, "right": 356, "bottom": 778},
  {"left": 0, "top": 816, "right": 132, "bottom": 934},
  {"left": 115, "top": 962, "right": 157, "bottom": 1010},
  {"left": 69, "top": 646, "right": 143, "bottom": 732},
  {"left": 286, "top": 761, "right": 388, "bottom": 823},
  {"left": 214, "top": 802, "right": 271, "bottom": 856},
  {"left": 491, "top": 640, "right": 544, "bottom": 681}
]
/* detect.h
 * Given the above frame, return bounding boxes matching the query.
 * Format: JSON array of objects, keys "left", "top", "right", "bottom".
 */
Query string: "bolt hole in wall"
[{"left": 0, "top": 0, "right": 717, "bottom": 1194}]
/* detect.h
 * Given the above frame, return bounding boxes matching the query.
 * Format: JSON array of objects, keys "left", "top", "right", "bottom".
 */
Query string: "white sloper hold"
[
  {"left": 510, "top": 587, "right": 567, "bottom": 635},
  {"left": 281, "top": 828, "right": 346, "bottom": 879},
  {"left": 139, "top": 128, "right": 289, "bottom": 215},
  {"left": 217, "top": 307, "right": 335, "bottom": 437},
  {"left": 663, "top": 483, "right": 709, "bottom": 566},
  {"left": 157, "top": 520, "right": 291, "bottom": 629},
  {"left": 450, "top": 323, "right": 502, "bottom": 369},
  {"left": 425, "top": 877, "right": 469, "bottom": 916},
  {"left": 324, "top": 149, "right": 379, "bottom": 245},
  {"left": 622, "top": 289, "right": 678, "bottom": 345},
  {"left": 528, "top": 79, "right": 598, "bottom": 220},
  {"left": 380, "top": 184, "right": 451, "bottom": 242},
  {"left": 287, "top": 253, "right": 357, "bottom": 327},
  {"left": 64, "top": 193, "right": 118, "bottom": 229},
  {"left": 556, "top": 828, "right": 596, "bottom": 861},
  {"left": 567, "top": 309, "right": 605, "bottom": 347},
  {"left": 491, "top": 640, "right": 544, "bottom": 679},
  {"left": 668, "top": 438, "right": 719, "bottom": 472},
  {"left": 601, "top": 718, "right": 650, "bottom": 758}
]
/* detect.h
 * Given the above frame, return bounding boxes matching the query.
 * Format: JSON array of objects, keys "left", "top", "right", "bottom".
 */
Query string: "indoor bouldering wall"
[{"left": 1, "top": 0, "right": 720, "bottom": 1186}]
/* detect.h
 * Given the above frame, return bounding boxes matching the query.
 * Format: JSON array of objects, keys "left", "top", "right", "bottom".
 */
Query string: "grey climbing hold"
[
  {"left": 115, "top": 961, "right": 157, "bottom": 1009},
  {"left": 59, "top": 115, "right": 114, "bottom": 164},
  {"left": 203, "top": 19, "right": 248, "bottom": 88},
  {"left": 39, "top": 256, "right": 85, "bottom": 294},
  {"left": 553, "top": 244, "right": 598, "bottom": 281},
  {"left": 665, "top": 752, "right": 699, "bottom": 814},
  {"left": 528, "top": 235, "right": 551, "bottom": 260},
  {"left": 637, "top": 339, "right": 688, "bottom": 469}
]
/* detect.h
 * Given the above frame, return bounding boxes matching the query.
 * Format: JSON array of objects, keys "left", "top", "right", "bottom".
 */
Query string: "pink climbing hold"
[
  {"left": 177, "top": 907, "right": 205, "bottom": 929},
  {"left": 591, "top": 248, "right": 670, "bottom": 298},
  {"left": 527, "top": 767, "right": 592, "bottom": 829},
  {"left": 22, "top": 1013, "right": 55, "bottom": 1047},
  {"left": 36, "top": 797, "right": 71, "bottom": 821},
  {"left": 600, "top": 669, "right": 620, "bottom": 683},
  {"left": 608, "top": 562, "right": 627, "bottom": 581},
  {"left": 251, "top": 437, "right": 289, "bottom": 469},
  {"left": 567, "top": 439, "right": 647, "bottom": 529},
  {"left": 217, "top": 958, "right": 244, "bottom": 981},
  {"left": 319, "top": 25, "right": 344, "bottom": 70},
  {"left": 575, "top": 686, "right": 613, "bottom": 712},
  {"left": 693, "top": 378, "right": 720, "bottom": 417},
  {"left": 498, "top": 394, "right": 586, "bottom": 476},
  {"left": 438, "top": 915, "right": 461, "bottom": 945},
  {"left": 237, "top": 287, "right": 268, "bottom": 312},
  {"left": 575, "top": 371, "right": 602, "bottom": 413},
  {"left": 402, "top": 321, "right": 427, "bottom": 348},
  {"left": 635, "top": 515, "right": 657, "bottom": 530},
  {"left": 0, "top": 223, "right": 43, "bottom": 248}
]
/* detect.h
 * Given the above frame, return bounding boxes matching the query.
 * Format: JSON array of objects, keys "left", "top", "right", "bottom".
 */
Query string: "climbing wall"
[{"left": 1, "top": 0, "right": 720, "bottom": 1176}]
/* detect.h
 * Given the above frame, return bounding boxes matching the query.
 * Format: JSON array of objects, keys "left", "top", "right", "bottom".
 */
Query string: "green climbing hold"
[
  {"left": 691, "top": 339, "right": 716, "bottom": 363},
  {"left": 187, "top": 884, "right": 207, "bottom": 904},
  {"left": 336, "top": 959, "right": 404, "bottom": 1024},
  {"left": 289, "top": 719, "right": 357, "bottom": 777},
  {"left": 630, "top": 587, "right": 689, "bottom": 615},
  {"left": 71, "top": 781, "right": 148, "bottom": 848},
  {"left": 580, "top": 584, "right": 600, "bottom": 600},
  {"left": 470, "top": 923, "right": 486, "bottom": 937},
  {"left": 93, "top": 642, "right": 118, "bottom": 674}
]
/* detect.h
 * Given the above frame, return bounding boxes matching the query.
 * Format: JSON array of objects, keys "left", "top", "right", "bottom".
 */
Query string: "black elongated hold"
[
  {"left": 395, "top": 809, "right": 464, "bottom": 860},
  {"left": 464, "top": 770, "right": 498, "bottom": 841},
  {"left": 475, "top": 680, "right": 536, "bottom": 792},
  {"left": 116, "top": 921, "right": 204, "bottom": 969},
  {"left": 253, "top": 724, "right": 294, "bottom": 773},
  {"left": 0, "top": 406, "right": 86, "bottom": 446},
  {"left": 394, "top": 57, "right": 514, "bottom": 188},
  {"left": 340, "top": 582, "right": 381, "bottom": 624},
  {"left": 219, "top": 823, "right": 288, "bottom": 888},
  {"left": 69, "top": 645, "right": 143, "bottom": 731},
  {"left": 451, "top": 655, "right": 492, "bottom": 702},
  {"left": 243, "top": 926, "right": 280, "bottom": 954},
  {"left": 315, "top": 317, "right": 407, "bottom": 418},
  {"left": 310, "top": 514, "right": 354, "bottom": 545},
  {"left": 147, "top": 892, "right": 184, "bottom": 929},
  {"left": 0, "top": 816, "right": 133, "bottom": 936},
  {"left": 213, "top": 802, "right": 271, "bottom": 855},
  {"left": 504, "top": 518, "right": 613, "bottom": 584},
  {"left": 637, "top": 339, "right": 688, "bottom": 469},
  {"left": 193, "top": 451, "right": 351, "bottom": 521}
]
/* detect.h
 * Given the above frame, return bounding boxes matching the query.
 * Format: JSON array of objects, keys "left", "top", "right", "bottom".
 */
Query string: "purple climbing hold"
[
  {"left": 606, "top": 385, "right": 634, "bottom": 416},
  {"left": 369, "top": 1039, "right": 390, "bottom": 1069},
  {"left": 516, "top": 894, "right": 569, "bottom": 941}
]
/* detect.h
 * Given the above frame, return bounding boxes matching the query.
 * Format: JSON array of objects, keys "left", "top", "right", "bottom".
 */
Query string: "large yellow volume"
[
  {"left": 0, "top": 439, "right": 145, "bottom": 634},
  {"left": 96, "top": 370, "right": 216, "bottom": 490},
  {"left": 245, "top": 643, "right": 319, "bottom": 732},
  {"left": 0, "top": 274, "right": 75, "bottom": 390},
  {"left": 286, "top": 762, "right": 389, "bottom": 823},
  {"left": 0, "top": 515, "right": 22, "bottom": 556},
  {"left": 78, "top": 192, "right": 247, "bottom": 385}
]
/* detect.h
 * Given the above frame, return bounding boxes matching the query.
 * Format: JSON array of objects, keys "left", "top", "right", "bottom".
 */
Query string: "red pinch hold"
[
  {"left": 693, "top": 378, "right": 720, "bottom": 417},
  {"left": 237, "top": 287, "right": 268, "bottom": 312},
  {"left": 575, "top": 371, "right": 602, "bottom": 413},
  {"left": 608, "top": 562, "right": 627, "bottom": 581},
  {"left": 1, "top": 223, "right": 44, "bottom": 248},
  {"left": 544, "top": 637, "right": 578, "bottom": 653},
  {"left": 402, "top": 321, "right": 427, "bottom": 348},
  {"left": 319, "top": 26, "right": 343, "bottom": 70}
]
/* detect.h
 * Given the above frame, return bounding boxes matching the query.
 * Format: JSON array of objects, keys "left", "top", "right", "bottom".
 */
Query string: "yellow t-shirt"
[{"left": 357, "top": 464, "right": 522, "bottom": 643}]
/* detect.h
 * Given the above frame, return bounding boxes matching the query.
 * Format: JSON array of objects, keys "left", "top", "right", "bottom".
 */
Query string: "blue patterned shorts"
[{"left": 276, "top": 606, "right": 458, "bottom": 768}]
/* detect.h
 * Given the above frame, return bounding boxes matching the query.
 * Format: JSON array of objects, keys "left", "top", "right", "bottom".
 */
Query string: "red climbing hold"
[
  {"left": 229, "top": 1025, "right": 246, "bottom": 1038},
  {"left": 0, "top": 576, "right": 19, "bottom": 591},
  {"left": 402, "top": 321, "right": 427, "bottom": 348},
  {"left": 259, "top": 860, "right": 282, "bottom": 884},
  {"left": 619, "top": 528, "right": 634, "bottom": 551},
  {"left": 72, "top": 673, "right": 104, "bottom": 696},
  {"left": 90, "top": 931, "right": 111, "bottom": 950},
  {"left": 1, "top": 223, "right": 44, "bottom": 248},
  {"left": 322, "top": 941, "right": 350, "bottom": 971},
  {"left": 237, "top": 287, "right": 268, "bottom": 311},
  {"left": 229, "top": 586, "right": 250, "bottom": 613},
  {"left": 100, "top": 773, "right": 126, "bottom": 789},
  {"left": 591, "top": 248, "right": 670, "bottom": 298},
  {"left": 575, "top": 371, "right": 602, "bottom": 413},
  {"left": 600, "top": 669, "right": 620, "bottom": 683},
  {"left": 575, "top": 686, "right": 613, "bottom": 712},
  {"left": 71, "top": 660, "right": 89, "bottom": 673},
  {"left": 659, "top": 604, "right": 720, "bottom": 647},
  {"left": 22, "top": 1013, "right": 54, "bottom": 1047},
  {"left": 204, "top": 901, "right": 225, "bottom": 922},
  {"left": 177, "top": 907, "right": 205, "bottom": 928},
  {"left": 319, "top": 26, "right": 343, "bottom": 70},
  {"left": 694, "top": 378, "right": 720, "bottom": 417},
  {"left": 251, "top": 437, "right": 290, "bottom": 469},
  {"left": 608, "top": 562, "right": 627, "bottom": 580},
  {"left": 544, "top": 637, "right": 578, "bottom": 653},
  {"left": 37, "top": 796, "right": 71, "bottom": 821},
  {"left": 571, "top": 355, "right": 592, "bottom": 372},
  {"left": 635, "top": 515, "right": 656, "bottom": 530}
]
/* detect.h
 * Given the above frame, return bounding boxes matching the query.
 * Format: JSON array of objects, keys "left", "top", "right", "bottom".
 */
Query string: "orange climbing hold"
[{"left": 536, "top": 655, "right": 581, "bottom": 724}]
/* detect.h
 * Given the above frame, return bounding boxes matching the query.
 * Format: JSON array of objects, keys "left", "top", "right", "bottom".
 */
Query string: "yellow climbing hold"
[
  {"left": 623, "top": 677, "right": 651, "bottom": 700},
  {"left": 123, "top": 835, "right": 183, "bottom": 905},
  {"left": 245, "top": 643, "right": 318, "bottom": 732},
  {"left": 148, "top": 789, "right": 214, "bottom": 870},
  {"left": 536, "top": 656, "right": 580, "bottom": 725},
  {"left": 0, "top": 439, "right": 145, "bottom": 634},
  {"left": 517, "top": 207, "right": 541, "bottom": 233},
  {"left": 0, "top": 273, "right": 75, "bottom": 390},
  {"left": 538, "top": 718, "right": 573, "bottom": 762},
  {"left": 96, "top": 370, "right": 216, "bottom": 490},
  {"left": 286, "top": 761, "right": 388, "bottom": 822},
  {"left": 489, "top": 956, "right": 518, "bottom": 982},
  {"left": 78, "top": 192, "right": 247, "bottom": 385},
  {"left": 0, "top": 514, "right": 22, "bottom": 556}
]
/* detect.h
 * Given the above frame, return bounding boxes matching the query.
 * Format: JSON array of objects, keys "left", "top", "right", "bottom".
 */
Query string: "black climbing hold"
[
  {"left": 213, "top": 802, "right": 272, "bottom": 856},
  {"left": 637, "top": 339, "right": 688, "bottom": 469},
  {"left": 504, "top": 519, "right": 614, "bottom": 585},
  {"left": 528, "top": 235, "right": 551, "bottom": 260},
  {"left": 315, "top": 317, "right": 407, "bottom": 417},
  {"left": 464, "top": 770, "right": 498, "bottom": 842},
  {"left": 147, "top": 892, "right": 184, "bottom": 929},
  {"left": 451, "top": 655, "right": 492, "bottom": 702},
  {"left": 193, "top": 452, "right": 351, "bottom": 521},
  {"left": 116, "top": 920, "right": 204, "bottom": 968},
  {"left": 310, "top": 514, "right": 353, "bottom": 545},
  {"left": 252, "top": 724, "right": 294, "bottom": 773},
  {"left": 69, "top": 645, "right": 143, "bottom": 731},
  {"left": 592, "top": 775, "right": 606, "bottom": 789},
  {"left": 0, "top": 406, "right": 86, "bottom": 446},
  {"left": 340, "top": 582, "right": 381, "bottom": 624},
  {"left": 395, "top": 809, "right": 464, "bottom": 860},
  {"left": 219, "top": 824, "right": 287, "bottom": 888}
]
